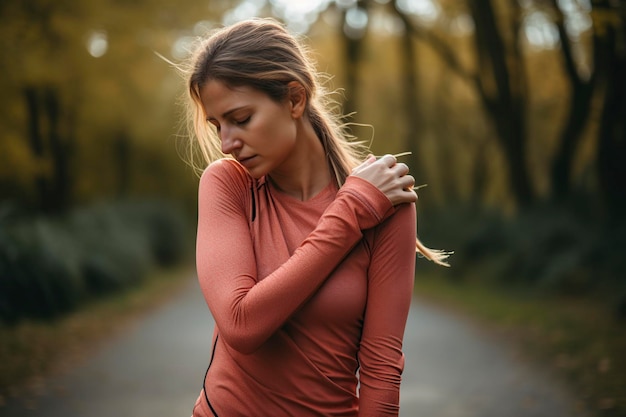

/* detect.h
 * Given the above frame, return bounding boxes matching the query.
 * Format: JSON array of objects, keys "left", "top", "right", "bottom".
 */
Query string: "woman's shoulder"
[
  {"left": 364, "top": 202, "right": 416, "bottom": 247},
  {"left": 200, "top": 158, "right": 253, "bottom": 189}
]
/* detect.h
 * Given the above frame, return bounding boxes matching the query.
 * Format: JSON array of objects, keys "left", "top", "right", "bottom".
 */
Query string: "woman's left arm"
[{"left": 357, "top": 203, "right": 417, "bottom": 417}]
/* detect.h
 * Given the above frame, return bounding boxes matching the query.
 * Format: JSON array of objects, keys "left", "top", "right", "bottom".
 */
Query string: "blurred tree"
[
  {"left": 320, "top": 0, "right": 451, "bottom": 189},
  {"left": 382, "top": 0, "right": 534, "bottom": 206},
  {"left": 1, "top": 0, "right": 83, "bottom": 211},
  {"left": 44, "top": 87, "right": 74, "bottom": 212},
  {"left": 23, "top": 87, "right": 50, "bottom": 210},
  {"left": 390, "top": 3, "right": 424, "bottom": 183},
  {"left": 467, "top": 0, "right": 533, "bottom": 206},
  {"left": 21, "top": 85, "right": 75, "bottom": 213},
  {"left": 339, "top": 1, "right": 368, "bottom": 119},
  {"left": 547, "top": 0, "right": 600, "bottom": 199},
  {"left": 594, "top": 0, "right": 626, "bottom": 220},
  {"left": 0, "top": 0, "right": 213, "bottom": 212},
  {"left": 541, "top": 0, "right": 626, "bottom": 217},
  {"left": 114, "top": 128, "right": 132, "bottom": 198}
]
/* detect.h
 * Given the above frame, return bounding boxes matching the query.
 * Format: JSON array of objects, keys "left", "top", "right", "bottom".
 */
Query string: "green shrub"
[
  {"left": 69, "top": 203, "right": 154, "bottom": 290},
  {"left": 0, "top": 199, "right": 190, "bottom": 324},
  {"left": 0, "top": 215, "right": 84, "bottom": 323},
  {"left": 113, "top": 201, "right": 189, "bottom": 267},
  {"left": 426, "top": 201, "right": 626, "bottom": 307}
]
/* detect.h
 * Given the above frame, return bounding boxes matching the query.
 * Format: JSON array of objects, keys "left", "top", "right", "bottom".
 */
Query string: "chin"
[{"left": 245, "top": 165, "right": 267, "bottom": 180}]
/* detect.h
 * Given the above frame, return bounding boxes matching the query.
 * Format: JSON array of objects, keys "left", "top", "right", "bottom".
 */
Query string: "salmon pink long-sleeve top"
[{"left": 193, "top": 159, "right": 416, "bottom": 417}]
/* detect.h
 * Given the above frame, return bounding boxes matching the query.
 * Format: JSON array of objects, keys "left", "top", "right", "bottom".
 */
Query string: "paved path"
[{"left": 0, "top": 278, "right": 586, "bottom": 417}]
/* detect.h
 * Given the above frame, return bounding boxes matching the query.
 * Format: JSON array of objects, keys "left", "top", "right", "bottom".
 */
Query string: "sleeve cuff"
[{"left": 340, "top": 176, "right": 395, "bottom": 228}]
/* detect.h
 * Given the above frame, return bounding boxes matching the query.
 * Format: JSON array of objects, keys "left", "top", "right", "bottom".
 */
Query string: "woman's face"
[{"left": 200, "top": 80, "right": 298, "bottom": 179}]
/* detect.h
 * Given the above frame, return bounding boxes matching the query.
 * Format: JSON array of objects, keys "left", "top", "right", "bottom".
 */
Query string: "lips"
[{"left": 237, "top": 155, "right": 257, "bottom": 168}]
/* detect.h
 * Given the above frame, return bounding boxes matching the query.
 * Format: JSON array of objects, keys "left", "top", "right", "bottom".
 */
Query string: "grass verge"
[
  {"left": 0, "top": 267, "right": 194, "bottom": 406},
  {"left": 414, "top": 273, "right": 626, "bottom": 417}
]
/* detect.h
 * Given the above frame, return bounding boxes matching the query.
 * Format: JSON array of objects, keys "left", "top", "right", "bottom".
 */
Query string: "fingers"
[
  {"left": 399, "top": 174, "right": 415, "bottom": 190},
  {"left": 352, "top": 154, "right": 376, "bottom": 174},
  {"left": 387, "top": 183, "right": 418, "bottom": 205},
  {"left": 393, "top": 162, "right": 410, "bottom": 177},
  {"left": 353, "top": 154, "right": 412, "bottom": 182},
  {"left": 398, "top": 174, "right": 418, "bottom": 203},
  {"left": 355, "top": 154, "right": 397, "bottom": 171},
  {"left": 355, "top": 154, "right": 405, "bottom": 176},
  {"left": 376, "top": 155, "right": 411, "bottom": 179},
  {"left": 379, "top": 153, "right": 397, "bottom": 167},
  {"left": 350, "top": 152, "right": 419, "bottom": 205},
  {"left": 401, "top": 188, "right": 419, "bottom": 203},
  {"left": 384, "top": 160, "right": 417, "bottom": 205}
]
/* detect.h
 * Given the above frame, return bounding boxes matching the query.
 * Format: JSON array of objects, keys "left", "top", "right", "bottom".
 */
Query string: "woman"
[{"left": 184, "top": 18, "right": 449, "bottom": 417}]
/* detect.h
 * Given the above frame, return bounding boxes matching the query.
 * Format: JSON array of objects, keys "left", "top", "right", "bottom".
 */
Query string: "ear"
[{"left": 287, "top": 81, "right": 307, "bottom": 119}]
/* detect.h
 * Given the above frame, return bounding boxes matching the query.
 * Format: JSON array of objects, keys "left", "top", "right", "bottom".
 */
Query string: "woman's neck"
[{"left": 268, "top": 119, "right": 332, "bottom": 201}]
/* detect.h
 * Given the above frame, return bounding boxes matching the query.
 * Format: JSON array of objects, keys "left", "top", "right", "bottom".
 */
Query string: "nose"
[{"left": 220, "top": 126, "right": 242, "bottom": 155}]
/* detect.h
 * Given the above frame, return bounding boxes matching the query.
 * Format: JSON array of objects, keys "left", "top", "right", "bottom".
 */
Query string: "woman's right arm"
[{"left": 196, "top": 157, "right": 414, "bottom": 354}]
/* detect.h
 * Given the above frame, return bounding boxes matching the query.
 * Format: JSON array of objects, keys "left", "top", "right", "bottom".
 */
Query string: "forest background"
[{"left": 0, "top": 0, "right": 624, "bottom": 415}]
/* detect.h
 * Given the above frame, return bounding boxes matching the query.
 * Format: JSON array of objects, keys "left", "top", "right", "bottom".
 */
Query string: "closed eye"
[{"left": 235, "top": 115, "right": 251, "bottom": 126}]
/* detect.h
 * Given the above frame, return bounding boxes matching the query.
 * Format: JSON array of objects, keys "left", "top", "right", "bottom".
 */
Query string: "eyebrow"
[{"left": 206, "top": 106, "right": 249, "bottom": 122}]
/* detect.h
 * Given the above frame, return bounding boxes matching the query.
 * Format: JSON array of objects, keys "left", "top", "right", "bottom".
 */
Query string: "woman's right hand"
[{"left": 351, "top": 154, "right": 417, "bottom": 206}]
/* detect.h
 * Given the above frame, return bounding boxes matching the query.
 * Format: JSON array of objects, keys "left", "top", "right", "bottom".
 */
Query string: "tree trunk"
[
  {"left": 43, "top": 87, "right": 72, "bottom": 212},
  {"left": 392, "top": 8, "right": 426, "bottom": 185},
  {"left": 549, "top": 0, "right": 599, "bottom": 198},
  {"left": 596, "top": 22, "right": 626, "bottom": 220},
  {"left": 115, "top": 130, "right": 131, "bottom": 198},
  {"left": 23, "top": 86, "right": 51, "bottom": 211},
  {"left": 468, "top": 0, "right": 533, "bottom": 206},
  {"left": 550, "top": 82, "right": 596, "bottom": 197}
]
